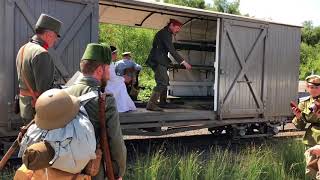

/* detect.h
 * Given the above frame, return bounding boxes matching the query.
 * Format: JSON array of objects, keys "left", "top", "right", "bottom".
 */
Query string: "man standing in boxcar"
[
  {"left": 16, "top": 14, "right": 62, "bottom": 123},
  {"left": 146, "top": 18, "right": 192, "bottom": 111},
  {"left": 292, "top": 75, "right": 320, "bottom": 179}
]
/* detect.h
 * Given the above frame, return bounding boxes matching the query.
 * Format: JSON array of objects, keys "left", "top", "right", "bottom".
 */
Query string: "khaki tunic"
[
  {"left": 64, "top": 76, "right": 127, "bottom": 178},
  {"left": 292, "top": 96, "right": 320, "bottom": 146},
  {"left": 16, "top": 35, "right": 55, "bottom": 121}
]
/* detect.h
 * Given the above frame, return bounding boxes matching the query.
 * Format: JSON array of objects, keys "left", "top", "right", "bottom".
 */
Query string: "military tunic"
[
  {"left": 64, "top": 76, "right": 127, "bottom": 178},
  {"left": 16, "top": 35, "right": 55, "bottom": 121},
  {"left": 292, "top": 96, "right": 320, "bottom": 146},
  {"left": 146, "top": 26, "right": 184, "bottom": 92}
]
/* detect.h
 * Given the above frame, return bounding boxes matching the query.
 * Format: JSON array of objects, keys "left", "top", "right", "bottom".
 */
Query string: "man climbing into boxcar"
[
  {"left": 292, "top": 75, "right": 320, "bottom": 179},
  {"left": 146, "top": 18, "right": 192, "bottom": 111},
  {"left": 16, "top": 13, "right": 62, "bottom": 123},
  {"left": 65, "top": 43, "right": 127, "bottom": 180}
]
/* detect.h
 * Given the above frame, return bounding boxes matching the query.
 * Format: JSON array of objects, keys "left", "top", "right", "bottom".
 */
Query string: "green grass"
[
  {"left": 1, "top": 139, "right": 312, "bottom": 180},
  {"left": 124, "top": 139, "right": 310, "bottom": 180}
]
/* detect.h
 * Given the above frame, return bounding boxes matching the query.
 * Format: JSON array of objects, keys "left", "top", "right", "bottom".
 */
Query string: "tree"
[
  {"left": 212, "top": 0, "right": 240, "bottom": 15},
  {"left": 301, "top": 21, "right": 320, "bottom": 46}
]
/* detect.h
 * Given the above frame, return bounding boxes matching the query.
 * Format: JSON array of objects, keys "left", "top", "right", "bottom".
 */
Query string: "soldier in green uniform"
[
  {"left": 146, "top": 19, "right": 192, "bottom": 111},
  {"left": 292, "top": 75, "right": 320, "bottom": 178},
  {"left": 65, "top": 43, "right": 126, "bottom": 180},
  {"left": 16, "top": 14, "right": 62, "bottom": 123}
]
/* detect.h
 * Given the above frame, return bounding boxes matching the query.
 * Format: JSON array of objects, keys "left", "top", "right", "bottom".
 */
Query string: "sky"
[{"left": 205, "top": 0, "right": 320, "bottom": 26}]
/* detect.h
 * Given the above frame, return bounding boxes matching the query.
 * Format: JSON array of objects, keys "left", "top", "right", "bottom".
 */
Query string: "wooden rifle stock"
[
  {"left": 0, "top": 120, "right": 34, "bottom": 170},
  {"left": 99, "top": 93, "right": 115, "bottom": 180}
]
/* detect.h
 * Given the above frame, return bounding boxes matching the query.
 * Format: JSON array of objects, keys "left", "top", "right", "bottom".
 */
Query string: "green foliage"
[
  {"left": 212, "top": 0, "right": 241, "bottom": 15},
  {"left": 302, "top": 21, "right": 320, "bottom": 46},
  {"left": 164, "top": 0, "right": 206, "bottom": 9},
  {"left": 99, "top": 24, "right": 156, "bottom": 66}
]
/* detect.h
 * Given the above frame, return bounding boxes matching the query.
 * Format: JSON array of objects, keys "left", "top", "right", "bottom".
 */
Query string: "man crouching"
[{"left": 65, "top": 43, "right": 127, "bottom": 179}]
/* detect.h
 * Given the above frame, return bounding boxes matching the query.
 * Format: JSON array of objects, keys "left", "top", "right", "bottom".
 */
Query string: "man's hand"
[
  {"left": 292, "top": 107, "right": 302, "bottom": 120},
  {"left": 116, "top": 177, "right": 123, "bottom": 180},
  {"left": 181, "top": 61, "right": 192, "bottom": 70}
]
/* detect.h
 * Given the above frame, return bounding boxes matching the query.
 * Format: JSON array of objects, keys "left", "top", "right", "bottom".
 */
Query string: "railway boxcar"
[{"left": 0, "top": 0, "right": 301, "bottom": 142}]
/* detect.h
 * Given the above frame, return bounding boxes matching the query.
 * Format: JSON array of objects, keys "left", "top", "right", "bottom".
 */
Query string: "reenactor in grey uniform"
[
  {"left": 146, "top": 19, "right": 192, "bottom": 111},
  {"left": 292, "top": 75, "right": 320, "bottom": 179},
  {"left": 16, "top": 14, "right": 62, "bottom": 123},
  {"left": 65, "top": 43, "right": 126, "bottom": 180}
]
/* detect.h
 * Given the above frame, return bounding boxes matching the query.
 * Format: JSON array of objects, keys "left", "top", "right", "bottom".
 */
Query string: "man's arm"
[
  {"left": 292, "top": 101, "right": 307, "bottom": 129},
  {"left": 161, "top": 31, "right": 184, "bottom": 64},
  {"left": 32, "top": 52, "right": 55, "bottom": 94},
  {"left": 105, "top": 96, "right": 127, "bottom": 177}
]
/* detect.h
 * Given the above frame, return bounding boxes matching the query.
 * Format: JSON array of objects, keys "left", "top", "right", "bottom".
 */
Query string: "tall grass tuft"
[{"left": 178, "top": 151, "right": 202, "bottom": 180}]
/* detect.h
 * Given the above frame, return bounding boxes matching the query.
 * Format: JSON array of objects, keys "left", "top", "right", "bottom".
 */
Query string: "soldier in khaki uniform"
[
  {"left": 16, "top": 14, "right": 62, "bottom": 122},
  {"left": 292, "top": 75, "right": 320, "bottom": 178},
  {"left": 65, "top": 43, "right": 126, "bottom": 180}
]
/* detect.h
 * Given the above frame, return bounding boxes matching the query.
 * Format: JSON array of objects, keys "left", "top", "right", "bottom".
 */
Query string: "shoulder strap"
[
  {"left": 78, "top": 91, "right": 99, "bottom": 106},
  {"left": 19, "top": 45, "right": 39, "bottom": 107}
]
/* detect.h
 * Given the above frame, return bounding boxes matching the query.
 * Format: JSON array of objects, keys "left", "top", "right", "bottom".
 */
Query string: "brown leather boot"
[
  {"left": 159, "top": 90, "right": 167, "bottom": 105},
  {"left": 146, "top": 91, "right": 163, "bottom": 111},
  {"left": 159, "top": 90, "right": 177, "bottom": 108}
]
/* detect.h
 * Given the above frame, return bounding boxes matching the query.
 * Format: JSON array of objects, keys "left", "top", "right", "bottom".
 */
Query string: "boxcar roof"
[{"left": 99, "top": 0, "right": 302, "bottom": 29}]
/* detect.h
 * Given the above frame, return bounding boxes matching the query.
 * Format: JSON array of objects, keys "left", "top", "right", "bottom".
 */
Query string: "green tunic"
[
  {"left": 64, "top": 76, "right": 127, "bottom": 178},
  {"left": 292, "top": 96, "right": 320, "bottom": 146},
  {"left": 16, "top": 35, "right": 55, "bottom": 121}
]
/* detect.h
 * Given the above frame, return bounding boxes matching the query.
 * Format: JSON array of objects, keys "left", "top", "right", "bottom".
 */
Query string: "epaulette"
[{"left": 299, "top": 96, "right": 310, "bottom": 102}]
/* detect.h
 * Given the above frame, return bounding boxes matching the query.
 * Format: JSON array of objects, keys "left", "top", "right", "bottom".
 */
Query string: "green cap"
[
  {"left": 82, "top": 43, "right": 111, "bottom": 64},
  {"left": 100, "top": 43, "right": 112, "bottom": 64},
  {"left": 35, "top": 14, "right": 62, "bottom": 37}
]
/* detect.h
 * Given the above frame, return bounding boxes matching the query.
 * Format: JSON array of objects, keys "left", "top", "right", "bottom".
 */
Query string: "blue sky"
[{"left": 205, "top": 0, "right": 320, "bottom": 26}]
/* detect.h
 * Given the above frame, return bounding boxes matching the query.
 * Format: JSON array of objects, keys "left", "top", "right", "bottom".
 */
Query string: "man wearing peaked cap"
[
  {"left": 292, "top": 74, "right": 320, "bottom": 178},
  {"left": 65, "top": 43, "right": 127, "bottom": 180},
  {"left": 146, "top": 18, "right": 192, "bottom": 111},
  {"left": 16, "top": 13, "right": 63, "bottom": 123}
]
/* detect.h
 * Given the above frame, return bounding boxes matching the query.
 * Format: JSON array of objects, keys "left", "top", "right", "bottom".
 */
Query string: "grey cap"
[{"left": 35, "top": 14, "right": 62, "bottom": 37}]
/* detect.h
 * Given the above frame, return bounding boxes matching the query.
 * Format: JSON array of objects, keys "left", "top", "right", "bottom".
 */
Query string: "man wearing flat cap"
[
  {"left": 146, "top": 18, "right": 192, "bottom": 111},
  {"left": 65, "top": 43, "right": 126, "bottom": 180},
  {"left": 16, "top": 13, "right": 62, "bottom": 123},
  {"left": 292, "top": 75, "right": 320, "bottom": 178}
]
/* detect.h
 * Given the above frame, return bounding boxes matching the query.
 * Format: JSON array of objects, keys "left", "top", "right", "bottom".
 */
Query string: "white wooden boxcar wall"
[
  {"left": 169, "top": 19, "right": 217, "bottom": 97},
  {"left": 0, "top": 0, "right": 99, "bottom": 137}
]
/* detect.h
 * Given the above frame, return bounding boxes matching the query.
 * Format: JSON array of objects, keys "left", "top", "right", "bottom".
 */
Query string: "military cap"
[
  {"left": 122, "top": 52, "right": 131, "bottom": 56},
  {"left": 169, "top": 18, "right": 183, "bottom": 27},
  {"left": 110, "top": 45, "right": 117, "bottom": 54},
  {"left": 35, "top": 14, "right": 62, "bottom": 37},
  {"left": 306, "top": 75, "right": 320, "bottom": 86},
  {"left": 34, "top": 89, "right": 80, "bottom": 130},
  {"left": 82, "top": 43, "right": 111, "bottom": 65}
]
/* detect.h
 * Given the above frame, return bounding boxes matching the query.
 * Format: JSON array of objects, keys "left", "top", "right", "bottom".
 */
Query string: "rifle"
[
  {"left": 0, "top": 120, "right": 35, "bottom": 170},
  {"left": 98, "top": 93, "right": 115, "bottom": 180}
]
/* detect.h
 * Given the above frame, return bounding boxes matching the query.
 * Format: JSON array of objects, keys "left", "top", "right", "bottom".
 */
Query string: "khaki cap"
[{"left": 306, "top": 75, "right": 320, "bottom": 86}]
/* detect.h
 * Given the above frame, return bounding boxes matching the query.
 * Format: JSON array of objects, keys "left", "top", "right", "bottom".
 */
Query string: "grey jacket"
[{"left": 146, "top": 26, "right": 184, "bottom": 68}]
